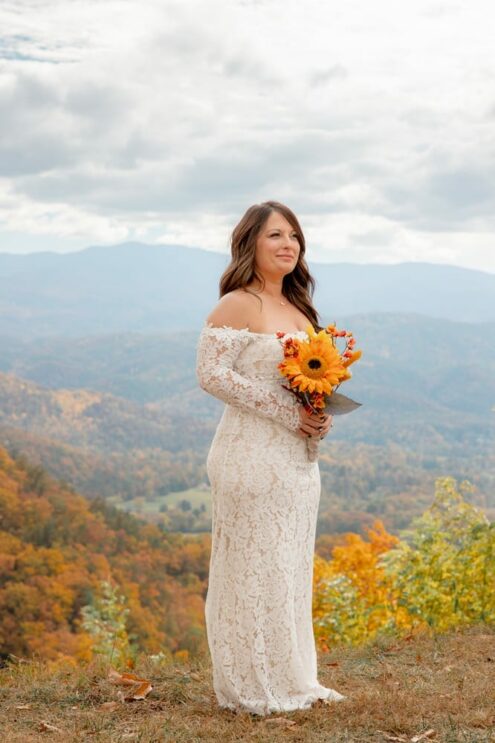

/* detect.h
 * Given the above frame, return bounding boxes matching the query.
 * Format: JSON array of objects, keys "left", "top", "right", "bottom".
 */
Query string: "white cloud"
[{"left": 0, "top": 0, "right": 494, "bottom": 273}]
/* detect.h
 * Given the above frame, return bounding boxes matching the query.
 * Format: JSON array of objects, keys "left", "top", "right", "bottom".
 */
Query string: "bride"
[{"left": 195, "top": 200, "right": 346, "bottom": 715}]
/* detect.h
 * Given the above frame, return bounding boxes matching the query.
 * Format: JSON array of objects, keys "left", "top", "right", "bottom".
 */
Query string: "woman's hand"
[{"left": 296, "top": 407, "right": 333, "bottom": 439}]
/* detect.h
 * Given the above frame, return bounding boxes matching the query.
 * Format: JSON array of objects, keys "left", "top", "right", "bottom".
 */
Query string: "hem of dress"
[{"left": 217, "top": 687, "right": 346, "bottom": 717}]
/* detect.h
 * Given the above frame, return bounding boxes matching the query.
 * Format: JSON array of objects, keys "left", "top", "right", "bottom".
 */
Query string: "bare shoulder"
[{"left": 205, "top": 288, "right": 259, "bottom": 331}]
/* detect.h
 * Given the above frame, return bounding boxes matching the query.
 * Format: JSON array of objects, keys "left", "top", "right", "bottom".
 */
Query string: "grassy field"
[
  {"left": 1, "top": 625, "right": 494, "bottom": 742},
  {"left": 158, "top": 487, "right": 211, "bottom": 514},
  {"left": 109, "top": 487, "right": 211, "bottom": 516}
]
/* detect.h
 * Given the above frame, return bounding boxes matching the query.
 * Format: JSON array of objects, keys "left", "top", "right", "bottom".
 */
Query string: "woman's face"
[{"left": 254, "top": 211, "right": 300, "bottom": 279}]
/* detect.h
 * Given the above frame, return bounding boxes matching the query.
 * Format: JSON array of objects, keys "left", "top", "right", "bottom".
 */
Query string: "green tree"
[
  {"left": 80, "top": 579, "right": 134, "bottom": 666},
  {"left": 381, "top": 476, "right": 495, "bottom": 631}
]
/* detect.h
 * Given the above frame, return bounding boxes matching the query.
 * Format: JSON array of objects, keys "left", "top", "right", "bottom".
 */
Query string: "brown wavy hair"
[{"left": 219, "top": 200, "right": 323, "bottom": 331}]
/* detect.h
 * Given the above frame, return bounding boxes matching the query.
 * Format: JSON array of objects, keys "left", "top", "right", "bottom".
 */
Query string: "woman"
[{"left": 195, "top": 200, "right": 346, "bottom": 715}]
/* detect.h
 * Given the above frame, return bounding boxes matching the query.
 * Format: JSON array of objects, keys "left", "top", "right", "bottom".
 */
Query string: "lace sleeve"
[{"left": 195, "top": 324, "right": 301, "bottom": 433}]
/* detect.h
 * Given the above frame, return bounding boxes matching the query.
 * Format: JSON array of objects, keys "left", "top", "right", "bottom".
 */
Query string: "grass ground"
[
  {"left": 1, "top": 624, "right": 494, "bottom": 742},
  {"left": 108, "top": 487, "right": 211, "bottom": 516}
]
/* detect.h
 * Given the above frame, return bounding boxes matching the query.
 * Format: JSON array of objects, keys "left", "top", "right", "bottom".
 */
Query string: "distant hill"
[
  {"left": 0, "top": 313, "right": 493, "bottom": 531},
  {"left": 1, "top": 311, "right": 493, "bottom": 414},
  {"left": 0, "top": 242, "right": 494, "bottom": 337},
  {"left": 0, "top": 370, "right": 211, "bottom": 453}
]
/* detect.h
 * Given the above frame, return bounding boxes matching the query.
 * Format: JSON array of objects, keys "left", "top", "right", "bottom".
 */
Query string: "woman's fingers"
[
  {"left": 302, "top": 416, "right": 323, "bottom": 431},
  {"left": 296, "top": 407, "right": 333, "bottom": 437},
  {"left": 299, "top": 421, "right": 327, "bottom": 436},
  {"left": 299, "top": 411, "right": 333, "bottom": 437},
  {"left": 297, "top": 416, "right": 319, "bottom": 435}
]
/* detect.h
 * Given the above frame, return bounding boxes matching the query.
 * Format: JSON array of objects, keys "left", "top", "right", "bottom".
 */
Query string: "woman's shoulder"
[{"left": 205, "top": 289, "right": 257, "bottom": 331}]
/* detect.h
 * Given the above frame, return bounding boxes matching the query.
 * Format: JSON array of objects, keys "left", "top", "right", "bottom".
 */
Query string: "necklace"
[{"left": 253, "top": 288, "right": 288, "bottom": 305}]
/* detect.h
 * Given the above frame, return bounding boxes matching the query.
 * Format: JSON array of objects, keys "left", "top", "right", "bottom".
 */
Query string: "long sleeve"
[{"left": 195, "top": 324, "right": 302, "bottom": 434}]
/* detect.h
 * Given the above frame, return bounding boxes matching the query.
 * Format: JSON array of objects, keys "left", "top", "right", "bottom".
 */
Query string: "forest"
[
  {"left": 0, "top": 446, "right": 210, "bottom": 664},
  {"left": 1, "top": 444, "right": 493, "bottom": 668}
]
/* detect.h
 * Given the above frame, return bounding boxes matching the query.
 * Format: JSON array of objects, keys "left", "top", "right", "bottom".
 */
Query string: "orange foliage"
[
  {"left": 0, "top": 446, "right": 210, "bottom": 665},
  {"left": 313, "top": 520, "right": 411, "bottom": 648}
]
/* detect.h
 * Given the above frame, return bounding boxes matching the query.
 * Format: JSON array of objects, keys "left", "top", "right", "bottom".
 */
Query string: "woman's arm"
[{"left": 196, "top": 323, "right": 301, "bottom": 433}]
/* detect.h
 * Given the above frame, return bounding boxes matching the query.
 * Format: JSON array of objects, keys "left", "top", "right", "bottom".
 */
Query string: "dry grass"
[{"left": 1, "top": 625, "right": 494, "bottom": 742}]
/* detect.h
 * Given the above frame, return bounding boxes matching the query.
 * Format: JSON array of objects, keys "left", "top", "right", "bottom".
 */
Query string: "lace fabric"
[
  {"left": 196, "top": 323, "right": 302, "bottom": 433},
  {"left": 195, "top": 323, "right": 345, "bottom": 715}
]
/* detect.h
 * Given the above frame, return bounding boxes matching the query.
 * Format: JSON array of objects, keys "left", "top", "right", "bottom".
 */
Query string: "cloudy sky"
[{"left": 1, "top": 0, "right": 494, "bottom": 272}]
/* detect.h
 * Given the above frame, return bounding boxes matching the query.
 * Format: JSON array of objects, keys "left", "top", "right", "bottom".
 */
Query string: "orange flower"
[
  {"left": 278, "top": 324, "right": 347, "bottom": 395},
  {"left": 342, "top": 350, "right": 362, "bottom": 368}
]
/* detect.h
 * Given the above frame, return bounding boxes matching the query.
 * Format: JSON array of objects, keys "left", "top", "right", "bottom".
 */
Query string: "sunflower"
[{"left": 278, "top": 324, "right": 347, "bottom": 395}]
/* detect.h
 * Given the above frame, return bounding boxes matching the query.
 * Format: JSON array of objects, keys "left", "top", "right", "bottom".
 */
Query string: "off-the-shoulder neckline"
[{"left": 202, "top": 322, "right": 307, "bottom": 337}]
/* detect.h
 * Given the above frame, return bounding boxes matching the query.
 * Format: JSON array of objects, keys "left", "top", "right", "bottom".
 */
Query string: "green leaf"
[{"left": 324, "top": 392, "right": 363, "bottom": 416}]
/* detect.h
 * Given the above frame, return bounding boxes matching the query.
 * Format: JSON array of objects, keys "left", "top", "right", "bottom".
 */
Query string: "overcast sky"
[{"left": 1, "top": 0, "right": 494, "bottom": 272}]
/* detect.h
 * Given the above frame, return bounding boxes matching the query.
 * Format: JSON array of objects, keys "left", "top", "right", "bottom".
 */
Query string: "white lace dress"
[{"left": 195, "top": 323, "right": 345, "bottom": 716}]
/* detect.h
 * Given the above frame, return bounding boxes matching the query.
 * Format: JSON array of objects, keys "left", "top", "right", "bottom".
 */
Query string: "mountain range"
[
  {"left": 0, "top": 242, "right": 494, "bottom": 533},
  {"left": 1, "top": 242, "right": 494, "bottom": 338}
]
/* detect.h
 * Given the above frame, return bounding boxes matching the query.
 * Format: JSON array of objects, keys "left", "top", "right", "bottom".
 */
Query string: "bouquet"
[{"left": 276, "top": 322, "right": 363, "bottom": 460}]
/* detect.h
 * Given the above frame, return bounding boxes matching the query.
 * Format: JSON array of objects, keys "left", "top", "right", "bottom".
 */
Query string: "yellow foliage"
[
  {"left": 313, "top": 520, "right": 413, "bottom": 648},
  {"left": 313, "top": 477, "right": 495, "bottom": 649},
  {"left": 174, "top": 649, "right": 190, "bottom": 663},
  {"left": 52, "top": 389, "right": 102, "bottom": 417}
]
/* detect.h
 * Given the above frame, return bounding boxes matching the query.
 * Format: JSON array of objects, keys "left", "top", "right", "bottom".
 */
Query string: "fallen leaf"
[
  {"left": 265, "top": 717, "right": 297, "bottom": 727},
  {"left": 189, "top": 671, "right": 201, "bottom": 681},
  {"left": 411, "top": 730, "right": 436, "bottom": 742},
  {"left": 377, "top": 732, "right": 407, "bottom": 742},
  {"left": 125, "top": 680, "right": 153, "bottom": 702},
  {"left": 325, "top": 661, "right": 340, "bottom": 667},
  {"left": 38, "top": 720, "right": 64, "bottom": 733},
  {"left": 107, "top": 668, "right": 153, "bottom": 701},
  {"left": 108, "top": 669, "right": 145, "bottom": 686}
]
